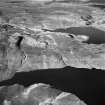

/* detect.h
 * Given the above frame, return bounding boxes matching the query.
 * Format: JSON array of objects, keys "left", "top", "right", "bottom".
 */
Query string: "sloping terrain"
[
  {"left": 0, "top": 1, "right": 104, "bottom": 105},
  {"left": 0, "top": 83, "right": 87, "bottom": 105},
  {"left": 0, "top": 0, "right": 105, "bottom": 81}
]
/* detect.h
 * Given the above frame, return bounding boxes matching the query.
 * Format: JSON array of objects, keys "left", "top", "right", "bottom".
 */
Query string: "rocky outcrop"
[
  {"left": 0, "top": 83, "right": 87, "bottom": 105},
  {"left": 0, "top": 0, "right": 105, "bottom": 81}
]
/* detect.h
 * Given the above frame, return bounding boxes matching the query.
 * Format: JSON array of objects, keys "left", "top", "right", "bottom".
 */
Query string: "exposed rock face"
[
  {"left": 0, "top": 1, "right": 104, "bottom": 105},
  {"left": 0, "top": 23, "right": 105, "bottom": 81},
  {"left": 0, "top": 83, "right": 87, "bottom": 105},
  {"left": 0, "top": 0, "right": 105, "bottom": 81}
]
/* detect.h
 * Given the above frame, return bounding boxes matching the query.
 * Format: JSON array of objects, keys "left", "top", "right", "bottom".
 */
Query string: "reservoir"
[
  {"left": 49, "top": 26, "right": 105, "bottom": 44},
  {"left": 90, "top": 4, "right": 105, "bottom": 9},
  {"left": 0, "top": 67, "right": 103, "bottom": 105}
]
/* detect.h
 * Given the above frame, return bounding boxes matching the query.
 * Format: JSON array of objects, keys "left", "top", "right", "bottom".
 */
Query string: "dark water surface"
[
  {"left": 48, "top": 27, "right": 105, "bottom": 44},
  {"left": 90, "top": 4, "right": 105, "bottom": 9},
  {"left": 0, "top": 67, "right": 104, "bottom": 105}
]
